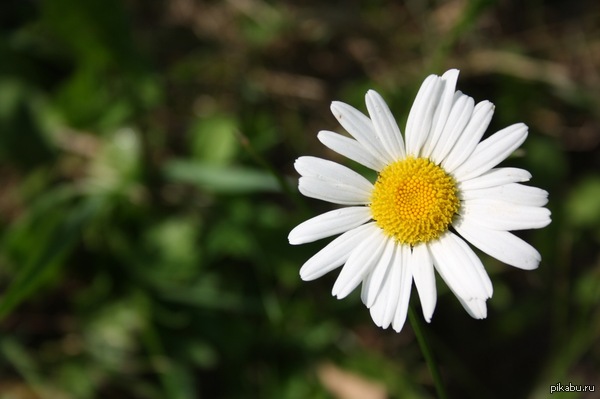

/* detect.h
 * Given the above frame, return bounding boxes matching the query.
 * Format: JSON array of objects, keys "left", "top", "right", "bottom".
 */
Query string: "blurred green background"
[{"left": 0, "top": 0, "right": 599, "bottom": 398}]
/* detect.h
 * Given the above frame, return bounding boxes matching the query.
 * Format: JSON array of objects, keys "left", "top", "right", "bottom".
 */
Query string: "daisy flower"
[{"left": 288, "top": 69, "right": 551, "bottom": 332}]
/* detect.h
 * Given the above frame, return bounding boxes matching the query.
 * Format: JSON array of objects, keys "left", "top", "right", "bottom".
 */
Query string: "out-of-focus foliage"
[{"left": 0, "top": 0, "right": 599, "bottom": 398}]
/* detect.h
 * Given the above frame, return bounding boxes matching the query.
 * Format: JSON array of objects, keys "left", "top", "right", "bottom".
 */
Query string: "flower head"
[{"left": 289, "top": 69, "right": 551, "bottom": 332}]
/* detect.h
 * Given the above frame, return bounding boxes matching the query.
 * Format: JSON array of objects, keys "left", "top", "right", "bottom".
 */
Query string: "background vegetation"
[{"left": 1, "top": 0, "right": 599, "bottom": 398}]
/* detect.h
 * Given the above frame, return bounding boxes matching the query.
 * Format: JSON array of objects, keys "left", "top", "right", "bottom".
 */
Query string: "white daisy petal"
[
  {"left": 367, "top": 285, "right": 387, "bottom": 327},
  {"left": 458, "top": 297, "right": 487, "bottom": 319},
  {"left": 429, "top": 232, "right": 492, "bottom": 301},
  {"left": 405, "top": 75, "right": 443, "bottom": 156},
  {"left": 299, "top": 177, "right": 370, "bottom": 205},
  {"left": 360, "top": 237, "right": 395, "bottom": 308},
  {"left": 295, "top": 156, "right": 374, "bottom": 204},
  {"left": 459, "top": 167, "right": 532, "bottom": 191},
  {"left": 411, "top": 244, "right": 437, "bottom": 322},
  {"left": 289, "top": 207, "right": 372, "bottom": 245},
  {"left": 299, "top": 223, "right": 376, "bottom": 281},
  {"left": 452, "top": 123, "right": 528, "bottom": 181},
  {"left": 443, "top": 100, "right": 495, "bottom": 172},
  {"left": 294, "top": 156, "right": 374, "bottom": 189},
  {"left": 317, "top": 130, "right": 384, "bottom": 170},
  {"left": 453, "top": 217, "right": 542, "bottom": 270},
  {"left": 429, "top": 92, "right": 475, "bottom": 164},
  {"left": 365, "top": 90, "right": 406, "bottom": 160},
  {"left": 460, "top": 199, "right": 552, "bottom": 231},
  {"left": 330, "top": 101, "right": 393, "bottom": 164},
  {"left": 422, "top": 69, "right": 460, "bottom": 158},
  {"left": 368, "top": 244, "right": 403, "bottom": 328},
  {"left": 392, "top": 245, "right": 415, "bottom": 332},
  {"left": 332, "top": 225, "right": 387, "bottom": 299},
  {"left": 457, "top": 236, "right": 494, "bottom": 298},
  {"left": 460, "top": 183, "right": 549, "bottom": 207}
]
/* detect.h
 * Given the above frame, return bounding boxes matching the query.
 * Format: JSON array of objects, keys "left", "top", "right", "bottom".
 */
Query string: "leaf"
[
  {"left": 164, "top": 160, "right": 280, "bottom": 194},
  {"left": 0, "top": 198, "right": 100, "bottom": 320},
  {"left": 189, "top": 114, "right": 238, "bottom": 164}
]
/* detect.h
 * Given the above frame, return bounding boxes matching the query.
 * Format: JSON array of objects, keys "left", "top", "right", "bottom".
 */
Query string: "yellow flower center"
[{"left": 370, "top": 157, "right": 460, "bottom": 246}]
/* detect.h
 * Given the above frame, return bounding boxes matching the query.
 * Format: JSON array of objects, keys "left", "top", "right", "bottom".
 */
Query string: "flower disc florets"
[{"left": 370, "top": 157, "right": 460, "bottom": 246}]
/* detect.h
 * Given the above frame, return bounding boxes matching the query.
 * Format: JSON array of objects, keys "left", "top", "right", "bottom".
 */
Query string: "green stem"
[{"left": 409, "top": 305, "right": 448, "bottom": 399}]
